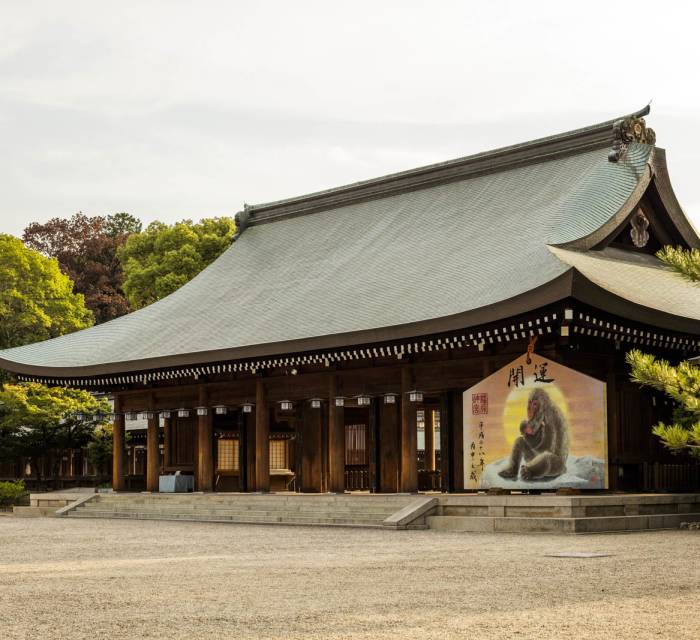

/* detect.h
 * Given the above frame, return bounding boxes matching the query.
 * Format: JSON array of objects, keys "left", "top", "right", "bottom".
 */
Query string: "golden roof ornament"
[{"left": 608, "top": 111, "right": 656, "bottom": 163}]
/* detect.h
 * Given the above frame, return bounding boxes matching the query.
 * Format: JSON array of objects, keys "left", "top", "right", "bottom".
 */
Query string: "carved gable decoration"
[
  {"left": 630, "top": 209, "right": 650, "bottom": 248},
  {"left": 608, "top": 115, "right": 656, "bottom": 162}
]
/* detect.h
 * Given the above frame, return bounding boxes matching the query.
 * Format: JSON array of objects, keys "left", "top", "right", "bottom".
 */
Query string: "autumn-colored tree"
[
  {"left": 23, "top": 212, "right": 142, "bottom": 323},
  {"left": 119, "top": 217, "right": 236, "bottom": 309},
  {"left": 0, "top": 234, "right": 93, "bottom": 351}
]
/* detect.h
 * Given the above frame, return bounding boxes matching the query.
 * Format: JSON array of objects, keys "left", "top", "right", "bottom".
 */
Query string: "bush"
[{"left": 0, "top": 479, "right": 28, "bottom": 506}]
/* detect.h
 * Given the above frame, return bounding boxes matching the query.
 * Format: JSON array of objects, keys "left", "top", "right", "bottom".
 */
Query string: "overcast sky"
[{"left": 1, "top": 0, "right": 699, "bottom": 237}]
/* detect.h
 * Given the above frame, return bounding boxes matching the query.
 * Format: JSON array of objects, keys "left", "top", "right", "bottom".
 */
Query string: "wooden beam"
[
  {"left": 196, "top": 386, "right": 214, "bottom": 492},
  {"left": 146, "top": 412, "right": 160, "bottom": 492},
  {"left": 112, "top": 396, "right": 125, "bottom": 492},
  {"left": 255, "top": 379, "right": 270, "bottom": 492},
  {"left": 400, "top": 366, "right": 417, "bottom": 492},
  {"left": 327, "top": 373, "right": 345, "bottom": 492}
]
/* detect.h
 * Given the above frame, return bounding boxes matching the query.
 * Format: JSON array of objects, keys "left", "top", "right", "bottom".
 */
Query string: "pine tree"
[{"left": 626, "top": 246, "right": 700, "bottom": 458}]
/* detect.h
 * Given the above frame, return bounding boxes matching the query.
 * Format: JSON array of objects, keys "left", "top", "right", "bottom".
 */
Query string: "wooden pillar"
[
  {"left": 237, "top": 410, "right": 247, "bottom": 492},
  {"left": 328, "top": 374, "right": 345, "bottom": 492},
  {"left": 440, "top": 392, "right": 453, "bottom": 492},
  {"left": 400, "top": 366, "right": 418, "bottom": 492},
  {"left": 379, "top": 397, "right": 400, "bottom": 492},
  {"left": 255, "top": 379, "right": 270, "bottom": 492},
  {"left": 196, "top": 387, "right": 214, "bottom": 492},
  {"left": 452, "top": 390, "right": 464, "bottom": 491},
  {"left": 368, "top": 399, "right": 380, "bottom": 493},
  {"left": 424, "top": 407, "right": 435, "bottom": 472},
  {"left": 246, "top": 409, "right": 257, "bottom": 491},
  {"left": 163, "top": 415, "right": 172, "bottom": 468},
  {"left": 301, "top": 402, "right": 323, "bottom": 492},
  {"left": 146, "top": 412, "right": 160, "bottom": 492},
  {"left": 112, "top": 397, "right": 125, "bottom": 492}
]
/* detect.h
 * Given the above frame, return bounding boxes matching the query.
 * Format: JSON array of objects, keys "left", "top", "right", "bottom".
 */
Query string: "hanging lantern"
[
  {"left": 75, "top": 412, "right": 87, "bottom": 421},
  {"left": 279, "top": 400, "right": 293, "bottom": 411},
  {"left": 107, "top": 413, "right": 118, "bottom": 421},
  {"left": 94, "top": 412, "right": 105, "bottom": 422},
  {"left": 334, "top": 397, "right": 345, "bottom": 407},
  {"left": 213, "top": 405, "right": 228, "bottom": 415},
  {"left": 141, "top": 411, "right": 156, "bottom": 420},
  {"left": 195, "top": 406, "right": 208, "bottom": 416},
  {"left": 408, "top": 390, "right": 424, "bottom": 403},
  {"left": 160, "top": 410, "right": 172, "bottom": 419},
  {"left": 383, "top": 393, "right": 398, "bottom": 405},
  {"left": 357, "top": 394, "right": 371, "bottom": 406},
  {"left": 177, "top": 408, "right": 190, "bottom": 418},
  {"left": 310, "top": 398, "right": 322, "bottom": 409},
  {"left": 125, "top": 411, "right": 138, "bottom": 421},
  {"left": 241, "top": 402, "right": 254, "bottom": 414}
]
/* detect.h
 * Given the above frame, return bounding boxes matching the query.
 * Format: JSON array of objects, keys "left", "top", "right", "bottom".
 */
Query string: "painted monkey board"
[{"left": 463, "top": 353, "right": 607, "bottom": 490}]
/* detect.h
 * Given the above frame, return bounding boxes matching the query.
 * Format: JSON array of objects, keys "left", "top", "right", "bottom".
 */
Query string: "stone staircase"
[
  {"left": 64, "top": 493, "right": 419, "bottom": 528},
  {"left": 426, "top": 493, "right": 700, "bottom": 533}
]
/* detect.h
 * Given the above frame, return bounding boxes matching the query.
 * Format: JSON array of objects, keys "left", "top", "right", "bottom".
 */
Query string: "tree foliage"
[
  {"left": 118, "top": 217, "right": 236, "bottom": 309},
  {"left": 657, "top": 246, "right": 700, "bottom": 283},
  {"left": 0, "top": 383, "right": 110, "bottom": 478},
  {"left": 0, "top": 234, "right": 93, "bottom": 351},
  {"left": 23, "top": 212, "right": 142, "bottom": 323},
  {"left": 627, "top": 349, "right": 700, "bottom": 459},
  {"left": 626, "top": 246, "right": 700, "bottom": 458}
]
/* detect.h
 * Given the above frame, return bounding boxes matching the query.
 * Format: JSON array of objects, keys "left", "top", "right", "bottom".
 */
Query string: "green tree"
[
  {"left": 0, "top": 383, "right": 110, "bottom": 479},
  {"left": 86, "top": 422, "right": 116, "bottom": 476},
  {"left": 627, "top": 350, "right": 700, "bottom": 459},
  {"left": 118, "top": 217, "right": 236, "bottom": 309},
  {"left": 626, "top": 245, "right": 700, "bottom": 458},
  {"left": 0, "top": 234, "right": 93, "bottom": 351}
]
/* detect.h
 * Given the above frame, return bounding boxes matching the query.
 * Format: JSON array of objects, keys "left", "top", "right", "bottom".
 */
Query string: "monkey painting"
[{"left": 498, "top": 388, "right": 569, "bottom": 481}]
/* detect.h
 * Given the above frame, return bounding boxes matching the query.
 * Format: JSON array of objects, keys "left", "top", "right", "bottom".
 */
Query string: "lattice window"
[
  {"left": 217, "top": 439, "right": 240, "bottom": 471},
  {"left": 269, "top": 439, "right": 289, "bottom": 470},
  {"left": 345, "top": 424, "right": 368, "bottom": 465}
]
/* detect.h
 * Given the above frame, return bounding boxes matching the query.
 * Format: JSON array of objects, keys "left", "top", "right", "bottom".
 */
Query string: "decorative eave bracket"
[
  {"left": 608, "top": 105, "right": 656, "bottom": 162},
  {"left": 231, "top": 203, "right": 252, "bottom": 242}
]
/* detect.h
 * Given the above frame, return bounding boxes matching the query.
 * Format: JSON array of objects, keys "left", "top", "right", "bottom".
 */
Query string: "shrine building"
[{"left": 2, "top": 105, "right": 699, "bottom": 494}]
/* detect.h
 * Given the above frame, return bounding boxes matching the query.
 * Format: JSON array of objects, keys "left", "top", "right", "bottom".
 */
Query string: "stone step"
[
  {"left": 67, "top": 510, "right": 386, "bottom": 527},
  {"left": 102, "top": 495, "right": 411, "bottom": 506},
  {"left": 77, "top": 506, "right": 395, "bottom": 519},
  {"left": 12, "top": 506, "right": 58, "bottom": 518},
  {"left": 426, "top": 512, "right": 700, "bottom": 533}
]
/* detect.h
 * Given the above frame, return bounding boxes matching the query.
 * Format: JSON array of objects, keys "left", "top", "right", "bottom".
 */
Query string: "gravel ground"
[{"left": 0, "top": 518, "right": 698, "bottom": 639}]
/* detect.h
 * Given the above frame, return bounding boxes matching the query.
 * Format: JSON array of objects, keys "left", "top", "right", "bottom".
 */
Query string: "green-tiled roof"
[{"left": 0, "top": 113, "right": 697, "bottom": 377}]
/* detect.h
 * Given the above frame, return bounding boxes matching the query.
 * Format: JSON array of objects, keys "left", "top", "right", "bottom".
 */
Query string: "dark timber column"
[
  {"left": 424, "top": 407, "right": 435, "bottom": 472},
  {"left": 112, "top": 396, "right": 126, "bottom": 492},
  {"left": 163, "top": 414, "right": 172, "bottom": 468},
  {"left": 379, "top": 397, "right": 400, "bottom": 492},
  {"left": 400, "top": 366, "right": 418, "bottom": 492},
  {"left": 440, "top": 392, "right": 453, "bottom": 492},
  {"left": 237, "top": 410, "right": 247, "bottom": 492},
  {"left": 301, "top": 402, "right": 323, "bottom": 492},
  {"left": 328, "top": 374, "right": 345, "bottom": 492},
  {"left": 146, "top": 410, "right": 160, "bottom": 492},
  {"left": 255, "top": 379, "right": 270, "bottom": 492},
  {"left": 196, "top": 386, "right": 214, "bottom": 492}
]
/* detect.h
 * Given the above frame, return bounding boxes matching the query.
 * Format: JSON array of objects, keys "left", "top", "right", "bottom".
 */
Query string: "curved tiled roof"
[{"left": 1, "top": 110, "right": 697, "bottom": 378}]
